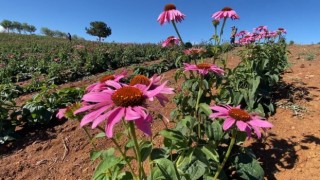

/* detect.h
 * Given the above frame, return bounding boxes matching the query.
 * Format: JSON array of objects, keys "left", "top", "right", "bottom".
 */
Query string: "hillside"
[{"left": 1, "top": 34, "right": 320, "bottom": 179}]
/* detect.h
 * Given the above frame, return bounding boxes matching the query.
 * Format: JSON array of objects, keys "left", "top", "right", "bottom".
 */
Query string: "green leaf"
[
  {"left": 94, "top": 132, "right": 106, "bottom": 139},
  {"left": 140, "top": 140, "right": 152, "bottom": 162},
  {"left": 201, "top": 145, "right": 219, "bottom": 163},
  {"left": 230, "top": 153, "right": 264, "bottom": 180},
  {"left": 152, "top": 158, "right": 181, "bottom": 180},
  {"left": 92, "top": 156, "right": 122, "bottom": 180},
  {"left": 198, "top": 103, "right": 212, "bottom": 116},
  {"left": 205, "top": 120, "right": 223, "bottom": 142},
  {"left": 159, "top": 129, "right": 185, "bottom": 142}
]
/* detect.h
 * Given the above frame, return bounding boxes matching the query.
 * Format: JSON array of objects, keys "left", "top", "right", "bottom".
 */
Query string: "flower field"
[{"left": 1, "top": 4, "right": 320, "bottom": 180}]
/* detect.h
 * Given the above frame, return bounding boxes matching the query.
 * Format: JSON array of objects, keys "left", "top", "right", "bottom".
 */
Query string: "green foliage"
[
  {"left": 216, "top": 41, "right": 288, "bottom": 116},
  {"left": 21, "top": 85, "right": 84, "bottom": 126}
]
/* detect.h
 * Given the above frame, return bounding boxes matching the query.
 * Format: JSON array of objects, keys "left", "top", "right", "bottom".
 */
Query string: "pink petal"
[
  {"left": 248, "top": 119, "right": 273, "bottom": 128},
  {"left": 135, "top": 115, "right": 152, "bottom": 136},
  {"left": 236, "top": 121, "right": 248, "bottom": 131},
  {"left": 251, "top": 125, "right": 262, "bottom": 139},
  {"left": 80, "top": 105, "right": 111, "bottom": 127},
  {"left": 82, "top": 92, "right": 111, "bottom": 103},
  {"left": 124, "top": 107, "right": 141, "bottom": 121},
  {"left": 222, "top": 118, "right": 235, "bottom": 130},
  {"left": 106, "top": 107, "right": 125, "bottom": 138}
]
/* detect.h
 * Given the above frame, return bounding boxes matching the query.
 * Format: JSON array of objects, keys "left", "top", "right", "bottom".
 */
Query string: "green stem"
[
  {"left": 128, "top": 121, "right": 145, "bottom": 179},
  {"left": 82, "top": 126, "right": 97, "bottom": 150},
  {"left": 171, "top": 20, "right": 185, "bottom": 46},
  {"left": 111, "top": 138, "right": 137, "bottom": 179},
  {"left": 218, "top": 17, "right": 227, "bottom": 46},
  {"left": 213, "top": 128, "right": 237, "bottom": 180},
  {"left": 195, "top": 75, "right": 204, "bottom": 139}
]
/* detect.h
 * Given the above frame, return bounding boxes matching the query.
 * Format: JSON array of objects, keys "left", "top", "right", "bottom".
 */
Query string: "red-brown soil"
[{"left": 1, "top": 44, "right": 320, "bottom": 180}]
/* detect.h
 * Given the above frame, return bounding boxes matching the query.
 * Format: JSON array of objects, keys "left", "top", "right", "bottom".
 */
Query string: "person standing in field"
[
  {"left": 230, "top": 26, "right": 237, "bottom": 44},
  {"left": 67, "top": 33, "right": 72, "bottom": 42}
]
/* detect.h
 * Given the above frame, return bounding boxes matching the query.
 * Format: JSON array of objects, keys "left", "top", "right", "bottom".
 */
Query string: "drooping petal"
[
  {"left": 124, "top": 107, "right": 141, "bottom": 121},
  {"left": 222, "top": 118, "right": 236, "bottom": 130},
  {"left": 135, "top": 114, "right": 152, "bottom": 136},
  {"left": 80, "top": 105, "right": 112, "bottom": 127},
  {"left": 248, "top": 119, "right": 273, "bottom": 128},
  {"left": 106, "top": 107, "right": 125, "bottom": 138},
  {"left": 56, "top": 108, "right": 67, "bottom": 119},
  {"left": 251, "top": 125, "right": 262, "bottom": 139},
  {"left": 236, "top": 121, "right": 248, "bottom": 131}
]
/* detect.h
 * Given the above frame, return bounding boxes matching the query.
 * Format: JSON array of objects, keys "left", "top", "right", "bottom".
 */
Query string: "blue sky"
[{"left": 0, "top": 0, "right": 319, "bottom": 44}]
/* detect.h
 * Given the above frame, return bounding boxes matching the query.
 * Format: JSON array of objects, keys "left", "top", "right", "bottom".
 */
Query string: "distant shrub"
[{"left": 289, "top": 40, "right": 294, "bottom": 45}]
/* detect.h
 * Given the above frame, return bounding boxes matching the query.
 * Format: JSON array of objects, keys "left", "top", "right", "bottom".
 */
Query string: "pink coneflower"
[
  {"left": 183, "top": 47, "right": 207, "bottom": 56},
  {"left": 129, "top": 74, "right": 174, "bottom": 106},
  {"left": 254, "top": 25, "right": 268, "bottom": 32},
  {"left": 162, "top": 36, "right": 180, "bottom": 47},
  {"left": 269, "top": 31, "right": 278, "bottom": 38},
  {"left": 75, "top": 81, "right": 171, "bottom": 138},
  {"left": 236, "top": 30, "right": 249, "bottom": 37},
  {"left": 184, "top": 63, "right": 224, "bottom": 75},
  {"left": 86, "top": 71, "right": 127, "bottom": 92},
  {"left": 157, "top": 4, "right": 186, "bottom": 25},
  {"left": 277, "top": 27, "right": 287, "bottom": 34},
  {"left": 209, "top": 105, "right": 273, "bottom": 138},
  {"left": 212, "top": 7, "right": 240, "bottom": 20}
]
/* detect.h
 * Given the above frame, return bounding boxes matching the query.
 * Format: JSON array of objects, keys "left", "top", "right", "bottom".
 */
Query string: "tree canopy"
[{"left": 85, "top": 21, "right": 111, "bottom": 41}]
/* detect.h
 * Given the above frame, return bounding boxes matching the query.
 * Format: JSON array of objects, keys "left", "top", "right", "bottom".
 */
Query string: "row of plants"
[
  {"left": 0, "top": 85, "right": 84, "bottom": 144},
  {"left": 56, "top": 4, "right": 288, "bottom": 180},
  {"left": 0, "top": 33, "right": 179, "bottom": 87}
]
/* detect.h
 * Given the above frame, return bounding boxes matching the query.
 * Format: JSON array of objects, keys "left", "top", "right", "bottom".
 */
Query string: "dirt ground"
[{"left": 0, "top": 44, "right": 320, "bottom": 180}]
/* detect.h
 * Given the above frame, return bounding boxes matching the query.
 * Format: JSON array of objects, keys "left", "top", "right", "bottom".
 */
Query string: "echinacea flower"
[
  {"left": 254, "top": 25, "right": 268, "bottom": 32},
  {"left": 212, "top": 7, "right": 240, "bottom": 20},
  {"left": 210, "top": 105, "right": 273, "bottom": 138},
  {"left": 184, "top": 47, "right": 206, "bottom": 56},
  {"left": 75, "top": 81, "right": 171, "bottom": 138},
  {"left": 184, "top": 63, "right": 224, "bottom": 75},
  {"left": 157, "top": 4, "right": 186, "bottom": 25},
  {"left": 236, "top": 30, "right": 249, "bottom": 37},
  {"left": 129, "top": 74, "right": 174, "bottom": 106},
  {"left": 86, "top": 71, "right": 127, "bottom": 92},
  {"left": 162, "top": 36, "right": 180, "bottom": 47},
  {"left": 277, "top": 27, "right": 287, "bottom": 34}
]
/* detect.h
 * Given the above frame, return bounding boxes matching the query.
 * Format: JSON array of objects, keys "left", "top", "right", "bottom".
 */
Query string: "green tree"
[
  {"left": 12, "top": 21, "right": 23, "bottom": 34},
  {"left": 85, "top": 21, "right": 111, "bottom": 41},
  {"left": 41, "top": 27, "right": 55, "bottom": 37},
  {"left": 28, "top": 25, "right": 37, "bottom": 34},
  {"left": 1, "top": 19, "right": 12, "bottom": 33}
]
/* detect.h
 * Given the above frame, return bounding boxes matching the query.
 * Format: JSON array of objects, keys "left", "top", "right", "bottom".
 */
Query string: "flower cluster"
[
  {"left": 235, "top": 25, "right": 287, "bottom": 45},
  {"left": 59, "top": 72, "right": 174, "bottom": 138}
]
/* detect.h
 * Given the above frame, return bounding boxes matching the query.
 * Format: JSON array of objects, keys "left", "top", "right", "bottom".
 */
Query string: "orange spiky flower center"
[
  {"left": 164, "top": 4, "right": 176, "bottom": 11},
  {"left": 100, "top": 75, "right": 115, "bottom": 83},
  {"left": 228, "top": 108, "right": 251, "bottom": 121},
  {"left": 111, "top": 86, "right": 144, "bottom": 107},
  {"left": 222, "top": 7, "right": 233, "bottom": 11},
  {"left": 130, "top": 75, "right": 151, "bottom": 86},
  {"left": 196, "top": 63, "right": 211, "bottom": 69}
]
